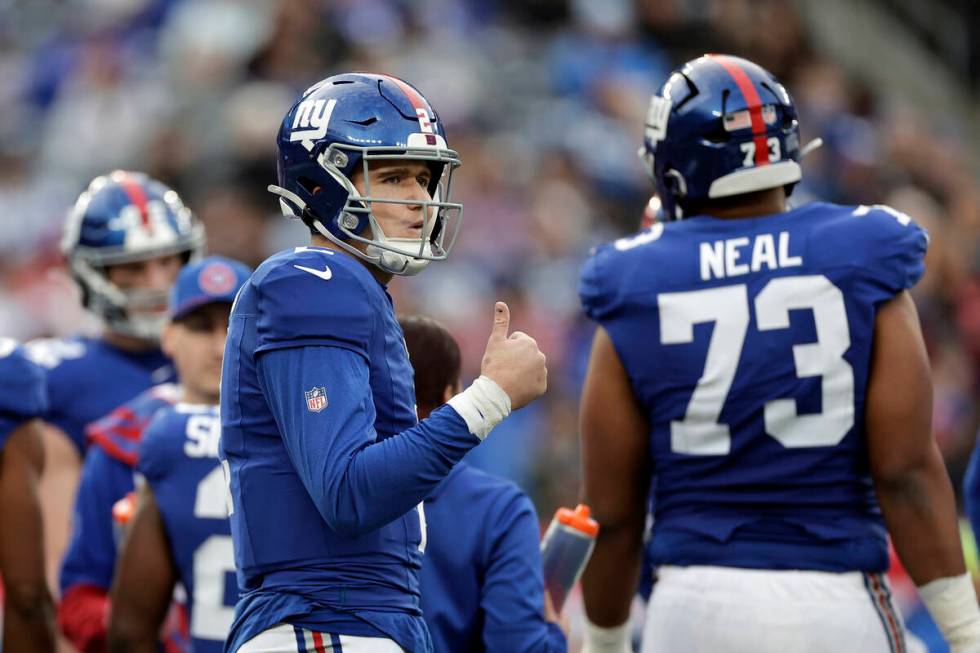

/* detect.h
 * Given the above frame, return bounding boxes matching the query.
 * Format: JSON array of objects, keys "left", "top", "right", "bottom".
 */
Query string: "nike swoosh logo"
[{"left": 294, "top": 264, "right": 333, "bottom": 280}]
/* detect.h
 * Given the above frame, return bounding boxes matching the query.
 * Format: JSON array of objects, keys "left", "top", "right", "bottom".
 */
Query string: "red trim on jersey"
[
  {"left": 311, "top": 631, "right": 328, "bottom": 653},
  {"left": 87, "top": 406, "right": 142, "bottom": 466},
  {"left": 118, "top": 174, "right": 154, "bottom": 234},
  {"left": 710, "top": 55, "right": 769, "bottom": 167}
]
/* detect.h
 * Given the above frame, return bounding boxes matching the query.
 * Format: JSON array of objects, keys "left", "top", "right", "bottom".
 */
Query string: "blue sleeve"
[
  {"left": 481, "top": 490, "right": 567, "bottom": 653},
  {"left": 254, "top": 254, "right": 375, "bottom": 357},
  {"left": 858, "top": 206, "right": 928, "bottom": 294},
  {"left": 579, "top": 245, "right": 620, "bottom": 323},
  {"left": 59, "top": 446, "right": 135, "bottom": 593},
  {"left": 25, "top": 338, "right": 88, "bottom": 454},
  {"left": 0, "top": 345, "right": 47, "bottom": 449},
  {"left": 964, "top": 440, "right": 980, "bottom": 543},
  {"left": 137, "top": 409, "right": 177, "bottom": 486},
  {"left": 258, "top": 345, "right": 479, "bottom": 538}
]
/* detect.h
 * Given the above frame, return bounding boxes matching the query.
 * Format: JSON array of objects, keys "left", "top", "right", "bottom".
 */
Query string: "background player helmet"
[
  {"left": 639, "top": 54, "right": 803, "bottom": 221},
  {"left": 61, "top": 170, "right": 205, "bottom": 341},
  {"left": 268, "top": 73, "right": 463, "bottom": 276}
]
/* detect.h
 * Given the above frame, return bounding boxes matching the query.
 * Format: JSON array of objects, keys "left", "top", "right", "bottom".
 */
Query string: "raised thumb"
[{"left": 489, "top": 301, "right": 510, "bottom": 341}]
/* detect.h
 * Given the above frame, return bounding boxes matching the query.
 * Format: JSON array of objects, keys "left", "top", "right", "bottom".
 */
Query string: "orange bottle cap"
[
  {"left": 112, "top": 492, "right": 137, "bottom": 526},
  {"left": 555, "top": 503, "right": 599, "bottom": 537}
]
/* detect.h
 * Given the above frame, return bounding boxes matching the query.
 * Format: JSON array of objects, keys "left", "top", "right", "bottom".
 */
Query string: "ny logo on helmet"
[
  {"left": 290, "top": 98, "right": 338, "bottom": 150},
  {"left": 644, "top": 96, "right": 671, "bottom": 144}
]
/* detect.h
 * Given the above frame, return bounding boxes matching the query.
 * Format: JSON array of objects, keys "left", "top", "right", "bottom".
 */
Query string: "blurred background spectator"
[{"left": 1, "top": 1, "right": 978, "bottom": 650}]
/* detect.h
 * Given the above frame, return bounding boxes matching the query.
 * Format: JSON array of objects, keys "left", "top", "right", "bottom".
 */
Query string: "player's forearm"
[
  {"left": 581, "top": 520, "right": 644, "bottom": 627},
  {"left": 107, "top": 619, "right": 159, "bottom": 653},
  {"left": 325, "top": 405, "right": 478, "bottom": 537},
  {"left": 875, "top": 445, "right": 965, "bottom": 585},
  {"left": 3, "top": 583, "right": 56, "bottom": 653}
]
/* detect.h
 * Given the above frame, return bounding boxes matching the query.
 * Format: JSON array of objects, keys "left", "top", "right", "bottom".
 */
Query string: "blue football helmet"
[
  {"left": 61, "top": 171, "right": 205, "bottom": 340},
  {"left": 640, "top": 54, "right": 804, "bottom": 221},
  {"left": 268, "top": 73, "right": 462, "bottom": 276}
]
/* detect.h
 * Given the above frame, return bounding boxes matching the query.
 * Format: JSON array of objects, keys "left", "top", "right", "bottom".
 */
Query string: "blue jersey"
[
  {"left": 139, "top": 404, "right": 234, "bottom": 653},
  {"left": 421, "top": 463, "right": 566, "bottom": 653},
  {"left": 579, "top": 202, "right": 928, "bottom": 573},
  {"left": 220, "top": 246, "right": 479, "bottom": 653},
  {"left": 0, "top": 339, "right": 48, "bottom": 450},
  {"left": 60, "top": 384, "right": 179, "bottom": 595},
  {"left": 26, "top": 336, "right": 174, "bottom": 454},
  {"left": 963, "top": 438, "right": 980, "bottom": 546}
]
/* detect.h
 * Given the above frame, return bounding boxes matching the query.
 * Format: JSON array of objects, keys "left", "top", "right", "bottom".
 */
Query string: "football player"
[
  {"left": 399, "top": 314, "right": 567, "bottom": 653},
  {"left": 220, "top": 73, "right": 547, "bottom": 653},
  {"left": 27, "top": 170, "right": 203, "bottom": 610},
  {"left": 578, "top": 54, "right": 980, "bottom": 653},
  {"left": 58, "top": 383, "right": 180, "bottom": 652},
  {"left": 58, "top": 256, "right": 248, "bottom": 652},
  {"left": 107, "top": 256, "right": 251, "bottom": 653},
  {"left": 0, "top": 340, "right": 55, "bottom": 652}
]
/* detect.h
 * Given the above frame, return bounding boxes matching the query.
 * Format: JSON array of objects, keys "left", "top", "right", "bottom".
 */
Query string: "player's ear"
[
  {"left": 442, "top": 379, "right": 461, "bottom": 404},
  {"left": 160, "top": 321, "right": 177, "bottom": 358}
]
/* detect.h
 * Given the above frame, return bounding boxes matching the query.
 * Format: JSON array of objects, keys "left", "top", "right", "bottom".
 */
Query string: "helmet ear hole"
[
  {"left": 297, "top": 177, "right": 318, "bottom": 194},
  {"left": 663, "top": 169, "right": 688, "bottom": 199}
]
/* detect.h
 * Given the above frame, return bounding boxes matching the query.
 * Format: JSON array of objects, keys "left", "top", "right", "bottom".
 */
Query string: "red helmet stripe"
[
  {"left": 375, "top": 74, "right": 438, "bottom": 145},
  {"left": 710, "top": 55, "right": 770, "bottom": 167},
  {"left": 117, "top": 174, "right": 154, "bottom": 234},
  {"left": 380, "top": 74, "right": 429, "bottom": 113}
]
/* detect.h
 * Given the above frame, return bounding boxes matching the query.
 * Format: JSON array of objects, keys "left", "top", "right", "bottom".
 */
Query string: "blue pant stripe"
[
  {"left": 293, "top": 625, "right": 308, "bottom": 652},
  {"left": 330, "top": 633, "right": 343, "bottom": 651}
]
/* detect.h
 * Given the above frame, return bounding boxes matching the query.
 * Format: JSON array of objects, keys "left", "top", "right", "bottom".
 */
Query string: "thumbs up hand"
[{"left": 480, "top": 302, "right": 548, "bottom": 410}]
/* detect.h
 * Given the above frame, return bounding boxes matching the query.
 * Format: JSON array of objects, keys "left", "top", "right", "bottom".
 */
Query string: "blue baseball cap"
[{"left": 169, "top": 255, "right": 251, "bottom": 321}]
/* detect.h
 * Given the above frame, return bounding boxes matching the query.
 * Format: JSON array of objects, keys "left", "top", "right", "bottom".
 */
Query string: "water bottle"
[
  {"left": 540, "top": 503, "right": 599, "bottom": 612},
  {"left": 111, "top": 491, "right": 136, "bottom": 546}
]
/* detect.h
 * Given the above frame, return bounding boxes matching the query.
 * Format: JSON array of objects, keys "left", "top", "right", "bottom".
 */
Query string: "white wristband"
[
  {"left": 446, "top": 375, "right": 511, "bottom": 440},
  {"left": 582, "top": 616, "right": 631, "bottom": 653},
  {"left": 918, "top": 573, "right": 980, "bottom": 650}
]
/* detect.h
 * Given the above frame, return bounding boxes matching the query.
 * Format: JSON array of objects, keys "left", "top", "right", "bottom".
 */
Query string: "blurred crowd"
[{"left": 1, "top": 0, "right": 979, "bottom": 528}]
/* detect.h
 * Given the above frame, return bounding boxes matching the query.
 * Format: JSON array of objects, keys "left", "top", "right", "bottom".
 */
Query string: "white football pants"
[
  {"left": 236, "top": 623, "right": 407, "bottom": 653},
  {"left": 641, "top": 565, "right": 918, "bottom": 653}
]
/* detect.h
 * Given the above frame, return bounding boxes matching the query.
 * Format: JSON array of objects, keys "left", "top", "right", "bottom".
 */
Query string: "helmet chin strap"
[
  {"left": 801, "top": 137, "right": 823, "bottom": 158},
  {"left": 367, "top": 241, "right": 432, "bottom": 276},
  {"left": 267, "top": 183, "right": 436, "bottom": 277}
]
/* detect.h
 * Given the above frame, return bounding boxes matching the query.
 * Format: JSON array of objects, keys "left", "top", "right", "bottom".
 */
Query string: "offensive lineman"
[
  {"left": 578, "top": 54, "right": 980, "bottom": 653},
  {"left": 26, "top": 171, "right": 202, "bottom": 643}
]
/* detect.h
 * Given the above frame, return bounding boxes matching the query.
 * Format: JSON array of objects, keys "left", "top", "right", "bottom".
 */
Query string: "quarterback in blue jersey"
[
  {"left": 399, "top": 315, "right": 567, "bottom": 653},
  {"left": 220, "top": 73, "right": 548, "bottom": 653},
  {"left": 0, "top": 340, "right": 56, "bottom": 652},
  {"left": 578, "top": 54, "right": 980, "bottom": 653},
  {"left": 108, "top": 257, "right": 251, "bottom": 653},
  {"left": 27, "top": 170, "right": 203, "bottom": 609}
]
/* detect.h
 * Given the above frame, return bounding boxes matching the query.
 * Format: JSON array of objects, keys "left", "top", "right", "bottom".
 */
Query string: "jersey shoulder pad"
[
  {"left": 138, "top": 404, "right": 195, "bottom": 482},
  {"left": 580, "top": 226, "right": 667, "bottom": 322},
  {"left": 252, "top": 247, "right": 378, "bottom": 356},
  {"left": 829, "top": 203, "right": 928, "bottom": 293},
  {"left": 0, "top": 339, "right": 47, "bottom": 418},
  {"left": 87, "top": 383, "right": 180, "bottom": 466},
  {"left": 24, "top": 336, "right": 89, "bottom": 370}
]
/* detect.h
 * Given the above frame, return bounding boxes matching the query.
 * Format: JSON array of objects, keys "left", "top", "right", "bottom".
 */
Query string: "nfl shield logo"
[{"left": 305, "top": 386, "right": 328, "bottom": 412}]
